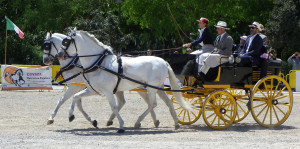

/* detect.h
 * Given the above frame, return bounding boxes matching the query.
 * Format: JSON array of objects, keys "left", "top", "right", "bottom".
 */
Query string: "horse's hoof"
[
  {"left": 92, "top": 120, "right": 98, "bottom": 128},
  {"left": 154, "top": 120, "right": 160, "bottom": 127},
  {"left": 69, "top": 115, "right": 75, "bottom": 122},
  {"left": 117, "top": 129, "right": 125, "bottom": 133},
  {"left": 175, "top": 124, "right": 180, "bottom": 130},
  {"left": 134, "top": 123, "right": 141, "bottom": 129},
  {"left": 106, "top": 121, "right": 113, "bottom": 126},
  {"left": 47, "top": 120, "right": 54, "bottom": 125}
]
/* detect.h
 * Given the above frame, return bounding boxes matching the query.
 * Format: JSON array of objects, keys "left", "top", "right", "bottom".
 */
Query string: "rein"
[{"left": 52, "top": 55, "right": 83, "bottom": 83}]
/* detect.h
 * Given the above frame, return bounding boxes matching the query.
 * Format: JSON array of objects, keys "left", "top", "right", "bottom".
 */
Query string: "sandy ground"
[{"left": 0, "top": 87, "right": 299, "bottom": 149}]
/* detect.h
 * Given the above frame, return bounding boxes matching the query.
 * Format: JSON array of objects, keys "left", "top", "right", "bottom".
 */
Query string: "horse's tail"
[{"left": 167, "top": 63, "right": 193, "bottom": 111}]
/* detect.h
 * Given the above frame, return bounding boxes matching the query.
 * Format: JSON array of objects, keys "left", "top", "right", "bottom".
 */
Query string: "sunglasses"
[{"left": 250, "top": 27, "right": 256, "bottom": 29}]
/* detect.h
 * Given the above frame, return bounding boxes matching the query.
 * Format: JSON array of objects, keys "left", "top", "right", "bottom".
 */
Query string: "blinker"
[
  {"left": 42, "top": 42, "right": 51, "bottom": 51},
  {"left": 62, "top": 37, "right": 71, "bottom": 47}
]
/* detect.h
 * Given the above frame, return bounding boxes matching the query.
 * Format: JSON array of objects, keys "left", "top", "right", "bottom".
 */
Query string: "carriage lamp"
[
  {"left": 235, "top": 56, "right": 242, "bottom": 63},
  {"left": 228, "top": 55, "right": 234, "bottom": 64}
]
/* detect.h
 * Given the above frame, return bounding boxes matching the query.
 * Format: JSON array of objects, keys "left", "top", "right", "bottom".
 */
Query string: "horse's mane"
[
  {"left": 52, "top": 33, "right": 66, "bottom": 39},
  {"left": 77, "top": 31, "right": 114, "bottom": 54}
]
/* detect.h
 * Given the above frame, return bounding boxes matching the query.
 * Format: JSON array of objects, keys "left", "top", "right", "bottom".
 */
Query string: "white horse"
[
  {"left": 43, "top": 32, "right": 160, "bottom": 128},
  {"left": 57, "top": 29, "right": 192, "bottom": 133}
]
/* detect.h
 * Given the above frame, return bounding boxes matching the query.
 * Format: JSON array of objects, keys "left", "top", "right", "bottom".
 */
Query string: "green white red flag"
[{"left": 5, "top": 16, "right": 24, "bottom": 39}]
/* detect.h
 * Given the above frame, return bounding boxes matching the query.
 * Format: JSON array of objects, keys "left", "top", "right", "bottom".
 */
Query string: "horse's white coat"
[
  {"left": 57, "top": 30, "right": 192, "bottom": 132},
  {"left": 43, "top": 33, "right": 158, "bottom": 127}
]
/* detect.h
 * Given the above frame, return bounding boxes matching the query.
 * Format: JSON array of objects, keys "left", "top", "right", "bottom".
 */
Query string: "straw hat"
[
  {"left": 214, "top": 21, "right": 230, "bottom": 30},
  {"left": 248, "top": 21, "right": 262, "bottom": 31}
]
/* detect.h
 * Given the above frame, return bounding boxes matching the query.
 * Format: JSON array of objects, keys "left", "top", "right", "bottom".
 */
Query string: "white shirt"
[
  {"left": 198, "top": 27, "right": 206, "bottom": 46},
  {"left": 246, "top": 34, "right": 258, "bottom": 52}
]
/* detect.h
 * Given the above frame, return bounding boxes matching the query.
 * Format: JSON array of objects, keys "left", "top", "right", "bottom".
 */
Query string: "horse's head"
[
  {"left": 42, "top": 32, "right": 65, "bottom": 65},
  {"left": 57, "top": 28, "right": 78, "bottom": 60}
]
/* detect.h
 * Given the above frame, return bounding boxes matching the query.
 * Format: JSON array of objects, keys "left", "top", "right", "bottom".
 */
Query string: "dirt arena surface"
[{"left": 0, "top": 87, "right": 299, "bottom": 148}]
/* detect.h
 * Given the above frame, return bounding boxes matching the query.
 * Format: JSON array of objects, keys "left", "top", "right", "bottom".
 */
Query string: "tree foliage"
[
  {"left": 0, "top": 0, "right": 296, "bottom": 65},
  {"left": 266, "top": 0, "right": 300, "bottom": 60}
]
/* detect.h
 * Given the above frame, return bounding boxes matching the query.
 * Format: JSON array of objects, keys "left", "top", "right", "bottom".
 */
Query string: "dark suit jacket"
[
  {"left": 240, "top": 34, "right": 263, "bottom": 65},
  {"left": 191, "top": 28, "right": 213, "bottom": 47}
]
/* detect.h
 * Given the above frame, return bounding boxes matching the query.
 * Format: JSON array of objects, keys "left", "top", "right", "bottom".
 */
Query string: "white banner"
[{"left": 1, "top": 65, "right": 52, "bottom": 90}]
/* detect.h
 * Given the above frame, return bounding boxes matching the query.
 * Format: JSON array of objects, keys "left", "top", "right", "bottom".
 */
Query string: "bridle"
[
  {"left": 60, "top": 33, "right": 78, "bottom": 58},
  {"left": 42, "top": 36, "right": 59, "bottom": 61}
]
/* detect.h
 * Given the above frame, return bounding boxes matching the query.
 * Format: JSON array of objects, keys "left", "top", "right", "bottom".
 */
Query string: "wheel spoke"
[
  {"left": 190, "top": 111, "right": 197, "bottom": 117},
  {"left": 253, "top": 96, "right": 267, "bottom": 102},
  {"left": 217, "top": 115, "right": 220, "bottom": 127},
  {"left": 270, "top": 106, "right": 272, "bottom": 125},
  {"left": 253, "top": 102, "right": 267, "bottom": 109},
  {"left": 238, "top": 99, "right": 248, "bottom": 104},
  {"left": 272, "top": 80, "right": 281, "bottom": 97},
  {"left": 275, "top": 95, "right": 289, "bottom": 101},
  {"left": 174, "top": 107, "right": 182, "bottom": 110},
  {"left": 274, "top": 86, "right": 287, "bottom": 99},
  {"left": 210, "top": 114, "right": 217, "bottom": 125},
  {"left": 263, "top": 81, "right": 270, "bottom": 98},
  {"left": 237, "top": 102, "right": 246, "bottom": 114},
  {"left": 177, "top": 109, "right": 184, "bottom": 117},
  {"left": 258, "top": 89, "right": 268, "bottom": 99},
  {"left": 187, "top": 110, "right": 191, "bottom": 122},
  {"left": 181, "top": 110, "right": 187, "bottom": 122},
  {"left": 277, "top": 103, "right": 290, "bottom": 107},
  {"left": 274, "top": 104, "right": 287, "bottom": 115},
  {"left": 256, "top": 104, "right": 268, "bottom": 117},
  {"left": 272, "top": 105, "right": 280, "bottom": 122},
  {"left": 262, "top": 106, "right": 270, "bottom": 124}
]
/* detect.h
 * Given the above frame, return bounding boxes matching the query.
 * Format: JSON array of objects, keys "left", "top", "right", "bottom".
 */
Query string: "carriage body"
[{"left": 168, "top": 54, "right": 293, "bottom": 129}]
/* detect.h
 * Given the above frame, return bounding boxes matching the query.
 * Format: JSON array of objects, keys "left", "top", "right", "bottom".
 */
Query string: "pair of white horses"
[{"left": 43, "top": 29, "right": 192, "bottom": 133}]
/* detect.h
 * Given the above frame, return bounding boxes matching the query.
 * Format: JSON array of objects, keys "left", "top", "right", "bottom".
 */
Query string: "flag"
[{"left": 5, "top": 16, "right": 24, "bottom": 39}]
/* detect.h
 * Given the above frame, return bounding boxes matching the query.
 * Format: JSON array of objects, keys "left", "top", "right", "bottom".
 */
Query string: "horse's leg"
[
  {"left": 103, "top": 90, "right": 125, "bottom": 133},
  {"left": 157, "top": 90, "right": 180, "bottom": 130},
  {"left": 74, "top": 92, "right": 98, "bottom": 128},
  {"left": 72, "top": 88, "right": 97, "bottom": 127},
  {"left": 106, "top": 91, "right": 126, "bottom": 126},
  {"left": 134, "top": 89, "right": 157, "bottom": 129},
  {"left": 47, "top": 85, "right": 84, "bottom": 125},
  {"left": 137, "top": 91, "right": 160, "bottom": 127}
]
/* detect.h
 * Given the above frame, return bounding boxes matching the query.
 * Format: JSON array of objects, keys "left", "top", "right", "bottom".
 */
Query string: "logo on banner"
[{"left": 3, "top": 66, "right": 25, "bottom": 87}]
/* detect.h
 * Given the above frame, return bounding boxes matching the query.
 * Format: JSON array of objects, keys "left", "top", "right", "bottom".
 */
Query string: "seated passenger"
[
  {"left": 258, "top": 23, "right": 268, "bottom": 49},
  {"left": 182, "top": 17, "right": 214, "bottom": 54},
  {"left": 236, "top": 35, "right": 247, "bottom": 53},
  {"left": 198, "top": 21, "right": 233, "bottom": 74},
  {"left": 239, "top": 22, "right": 263, "bottom": 66}
]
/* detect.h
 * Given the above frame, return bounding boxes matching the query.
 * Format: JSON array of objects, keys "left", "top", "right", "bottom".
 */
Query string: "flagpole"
[{"left": 5, "top": 30, "right": 7, "bottom": 65}]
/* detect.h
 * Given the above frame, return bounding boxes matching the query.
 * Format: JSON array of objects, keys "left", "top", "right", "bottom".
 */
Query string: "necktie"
[{"left": 216, "top": 36, "right": 221, "bottom": 47}]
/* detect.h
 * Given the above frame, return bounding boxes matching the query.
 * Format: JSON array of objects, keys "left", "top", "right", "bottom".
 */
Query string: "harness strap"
[
  {"left": 97, "top": 65, "right": 194, "bottom": 92},
  {"left": 58, "top": 72, "right": 82, "bottom": 85},
  {"left": 113, "top": 55, "right": 123, "bottom": 94},
  {"left": 52, "top": 56, "right": 82, "bottom": 82}
]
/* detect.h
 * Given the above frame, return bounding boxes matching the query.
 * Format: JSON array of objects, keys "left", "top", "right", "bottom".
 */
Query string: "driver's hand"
[{"left": 183, "top": 43, "right": 191, "bottom": 48}]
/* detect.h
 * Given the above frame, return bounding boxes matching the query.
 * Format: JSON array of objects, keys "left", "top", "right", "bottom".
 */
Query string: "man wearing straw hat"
[{"left": 197, "top": 21, "right": 233, "bottom": 74}]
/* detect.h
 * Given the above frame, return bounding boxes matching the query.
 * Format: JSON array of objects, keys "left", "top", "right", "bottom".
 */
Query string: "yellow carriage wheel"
[
  {"left": 250, "top": 75, "right": 293, "bottom": 128},
  {"left": 171, "top": 96, "right": 203, "bottom": 125},
  {"left": 226, "top": 88, "right": 250, "bottom": 123},
  {"left": 202, "top": 91, "right": 237, "bottom": 130}
]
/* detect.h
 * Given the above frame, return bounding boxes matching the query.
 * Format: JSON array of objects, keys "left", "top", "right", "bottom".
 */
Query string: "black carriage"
[{"left": 167, "top": 53, "right": 293, "bottom": 130}]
